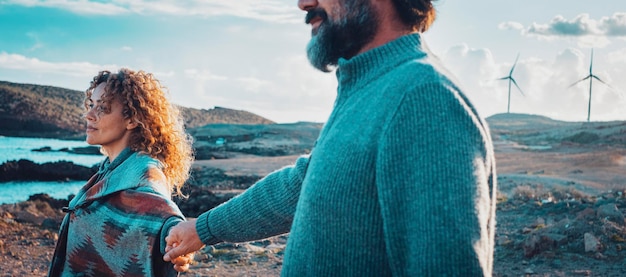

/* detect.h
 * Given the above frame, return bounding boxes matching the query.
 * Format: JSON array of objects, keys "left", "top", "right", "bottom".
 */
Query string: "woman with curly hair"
[{"left": 49, "top": 68, "right": 194, "bottom": 277}]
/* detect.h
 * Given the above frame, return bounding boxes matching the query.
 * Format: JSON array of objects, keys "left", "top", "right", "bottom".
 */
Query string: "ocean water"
[
  {"left": 0, "top": 136, "right": 105, "bottom": 204},
  {"left": 0, "top": 136, "right": 103, "bottom": 166},
  {"left": 0, "top": 181, "right": 85, "bottom": 205}
]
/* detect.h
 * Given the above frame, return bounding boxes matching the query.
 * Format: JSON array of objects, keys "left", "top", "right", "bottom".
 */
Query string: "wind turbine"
[
  {"left": 497, "top": 53, "right": 524, "bottom": 113},
  {"left": 568, "top": 49, "right": 610, "bottom": 122}
]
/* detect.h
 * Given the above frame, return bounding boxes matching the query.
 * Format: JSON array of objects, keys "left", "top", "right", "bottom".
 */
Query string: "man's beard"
[{"left": 305, "top": 1, "right": 379, "bottom": 72}]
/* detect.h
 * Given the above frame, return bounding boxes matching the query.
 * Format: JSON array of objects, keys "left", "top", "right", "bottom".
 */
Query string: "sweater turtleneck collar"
[{"left": 335, "top": 33, "right": 428, "bottom": 96}]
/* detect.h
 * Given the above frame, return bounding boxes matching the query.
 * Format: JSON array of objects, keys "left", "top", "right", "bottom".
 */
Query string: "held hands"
[
  {"left": 163, "top": 219, "right": 206, "bottom": 272},
  {"left": 166, "top": 243, "right": 194, "bottom": 272}
]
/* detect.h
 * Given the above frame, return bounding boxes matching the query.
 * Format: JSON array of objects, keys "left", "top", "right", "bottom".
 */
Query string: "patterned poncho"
[{"left": 48, "top": 148, "right": 184, "bottom": 277}]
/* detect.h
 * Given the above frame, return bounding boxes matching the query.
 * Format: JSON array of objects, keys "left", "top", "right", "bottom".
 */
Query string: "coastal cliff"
[{"left": 0, "top": 80, "right": 275, "bottom": 139}]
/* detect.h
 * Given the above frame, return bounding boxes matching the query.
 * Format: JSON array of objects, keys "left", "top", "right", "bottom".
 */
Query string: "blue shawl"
[{"left": 49, "top": 148, "right": 184, "bottom": 277}]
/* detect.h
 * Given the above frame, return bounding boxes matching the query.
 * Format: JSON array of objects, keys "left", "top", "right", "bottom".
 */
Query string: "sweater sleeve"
[
  {"left": 376, "top": 82, "right": 495, "bottom": 276},
  {"left": 196, "top": 155, "right": 310, "bottom": 245},
  {"left": 160, "top": 216, "right": 184, "bottom": 254}
]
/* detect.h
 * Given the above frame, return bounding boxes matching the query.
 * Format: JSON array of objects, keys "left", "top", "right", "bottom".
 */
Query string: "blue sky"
[{"left": 1, "top": 0, "right": 625, "bottom": 123}]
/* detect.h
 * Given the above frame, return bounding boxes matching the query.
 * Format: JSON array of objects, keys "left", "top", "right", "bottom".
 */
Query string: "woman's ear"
[{"left": 126, "top": 119, "right": 139, "bottom": 130}]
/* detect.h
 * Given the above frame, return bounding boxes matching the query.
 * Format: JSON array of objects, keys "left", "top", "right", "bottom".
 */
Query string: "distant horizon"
[
  {"left": 3, "top": 78, "right": 625, "bottom": 125},
  {"left": 1, "top": 1, "right": 624, "bottom": 123}
]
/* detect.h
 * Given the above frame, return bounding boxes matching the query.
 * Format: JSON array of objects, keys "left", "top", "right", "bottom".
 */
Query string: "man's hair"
[{"left": 391, "top": 0, "right": 437, "bottom": 32}]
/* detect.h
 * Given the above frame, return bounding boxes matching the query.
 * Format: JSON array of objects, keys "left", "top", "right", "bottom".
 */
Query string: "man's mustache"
[{"left": 305, "top": 8, "right": 328, "bottom": 24}]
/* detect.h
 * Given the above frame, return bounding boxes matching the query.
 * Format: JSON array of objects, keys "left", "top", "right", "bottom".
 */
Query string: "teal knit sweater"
[{"left": 196, "top": 33, "right": 496, "bottom": 276}]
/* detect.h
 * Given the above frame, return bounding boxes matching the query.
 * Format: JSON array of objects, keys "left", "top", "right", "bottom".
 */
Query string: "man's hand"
[
  {"left": 167, "top": 243, "right": 194, "bottom": 272},
  {"left": 163, "top": 219, "right": 205, "bottom": 271}
]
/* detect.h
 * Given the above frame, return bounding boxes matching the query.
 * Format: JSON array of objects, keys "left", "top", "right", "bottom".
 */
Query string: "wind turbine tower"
[
  {"left": 569, "top": 49, "right": 609, "bottom": 122},
  {"left": 498, "top": 54, "right": 524, "bottom": 113}
]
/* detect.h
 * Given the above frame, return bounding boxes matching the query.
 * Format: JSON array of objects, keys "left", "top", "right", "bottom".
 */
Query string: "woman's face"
[{"left": 85, "top": 83, "right": 136, "bottom": 160}]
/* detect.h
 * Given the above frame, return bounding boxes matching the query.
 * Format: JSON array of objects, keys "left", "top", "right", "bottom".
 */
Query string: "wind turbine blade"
[
  {"left": 589, "top": 49, "right": 594, "bottom": 75},
  {"left": 568, "top": 77, "right": 588, "bottom": 88},
  {"left": 510, "top": 53, "right": 520, "bottom": 75},
  {"left": 497, "top": 76, "right": 509, "bottom": 81},
  {"left": 511, "top": 78, "right": 524, "bottom": 96},
  {"left": 592, "top": 75, "right": 615, "bottom": 90}
]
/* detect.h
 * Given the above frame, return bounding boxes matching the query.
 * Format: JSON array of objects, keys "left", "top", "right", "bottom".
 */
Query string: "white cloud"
[
  {"left": 607, "top": 47, "right": 626, "bottom": 64},
  {"left": 235, "top": 77, "right": 272, "bottom": 93},
  {"left": 176, "top": 55, "right": 336, "bottom": 123},
  {"left": 501, "top": 12, "right": 626, "bottom": 48},
  {"left": 498, "top": 22, "right": 525, "bottom": 32},
  {"left": 523, "top": 13, "right": 626, "bottom": 37},
  {"left": 499, "top": 12, "right": 626, "bottom": 38},
  {"left": 441, "top": 44, "right": 502, "bottom": 115},
  {"left": 528, "top": 14, "right": 602, "bottom": 37},
  {"left": 0, "top": 0, "right": 300, "bottom": 23},
  {"left": 184, "top": 69, "right": 228, "bottom": 81},
  {"left": 599, "top": 12, "right": 626, "bottom": 36},
  {"left": 0, "top": 52, "right": 117, "bottom": 77},
  {"left": 25, "top": 32, "right": 44, "bottom": 51},
  {"left": 3, "top": 0, "right": 129, "bottom": 15}
]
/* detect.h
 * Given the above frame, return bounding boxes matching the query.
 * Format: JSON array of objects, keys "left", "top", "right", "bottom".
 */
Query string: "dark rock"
[
  {"left": 41, "top": 218, "right": 61, "bottom": 229},
  {"left": 188, "top": 167, "right": 262, "bottom": 190},
  {"left": 174, "top": 187, "right": 239, "bottom": 218},
  {"left": 31, "top": 145, "right": 102, "bottom": 156},
  {"left": 14, "top": 210, "right": 45, "bottom": 225},
  {"left": 173, "top": 166, "right": 264, "bottom": 217},
  {"left": 62, "top": 146, "right": 101, "bottom": 155},
  {"left": 596, "top": 204, "right": 625, "bottom": 224},
  {"left": 193, "top": 147, "right": 233, "bottom": 160},
  {"left": 563, "top": 132, "right": 600, "bottom": 144},
  {"left": 27, "top": 193, "right": 69, "bottom": 210},
  {"left": 523, "top": 231, "right": 568, "bottom": 258},
  {"left": 32, "top": 146, "right": 52, "bottom": 152},
  {"left": 0, "top": 159, "right": 97, "bottom": 181}
]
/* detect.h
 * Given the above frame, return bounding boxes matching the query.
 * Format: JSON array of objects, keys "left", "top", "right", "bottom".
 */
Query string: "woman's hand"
[{"left": 163, "top": 219, "right": 205, "bottom": 272}]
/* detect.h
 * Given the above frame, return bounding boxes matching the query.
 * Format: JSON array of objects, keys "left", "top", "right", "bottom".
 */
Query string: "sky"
[{"left": 0, "top": 0, "right": 625, "bottom": 123}]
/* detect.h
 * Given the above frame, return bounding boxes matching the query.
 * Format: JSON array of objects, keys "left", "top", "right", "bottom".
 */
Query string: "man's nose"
[{"left": 298, "top": 0, "right": 318, "bottom": 11}]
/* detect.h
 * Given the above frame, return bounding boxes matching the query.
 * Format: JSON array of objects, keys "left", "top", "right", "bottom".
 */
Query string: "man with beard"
[{"left": 164, "top": 0, "right": 496, "bottom": 276}]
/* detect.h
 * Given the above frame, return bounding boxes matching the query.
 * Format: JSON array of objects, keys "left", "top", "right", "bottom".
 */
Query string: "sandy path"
[
  {"left": 193, "top": 154, "right": 301, "bottom": 176},
  {"left": 495, "top": 143, "right": 626, "bottom": 196}
]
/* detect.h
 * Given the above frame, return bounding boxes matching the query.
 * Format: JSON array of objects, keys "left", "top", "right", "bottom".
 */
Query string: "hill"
[
  {"left": 179, "top": 106, "right": 274, "bottom": 127},
  {"left": 486, "top": 113, "right": 626, "bottom": 148},
  {"left": 0, "top": 80, "right": 274, "bottom": 139},
  {"left": 0, "top": 81, "right": 85, "bottom": 138},
  {"left": 190, "top": 121, "right": 323, "bottom": 159}
]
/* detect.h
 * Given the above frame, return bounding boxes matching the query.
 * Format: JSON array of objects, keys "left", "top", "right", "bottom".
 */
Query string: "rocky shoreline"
[
  {"left": 0, "top": 160, "right": 259, "bottom": 221},
  {"left": 0, "top": 159, "right": 97, "bottom": 182},
  {"left": 2, "top": 115, "right": 626, "bottom": 276},
  {"left": 0, "top": 155, "right": 290, "bottom": 277},
  {"left": 2, "top": 167, "right": 625, "bottom": 277}
]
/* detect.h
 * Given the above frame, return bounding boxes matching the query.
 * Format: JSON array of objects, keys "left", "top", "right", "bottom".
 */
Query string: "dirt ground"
[{"left": 2, "top": 140, "right": 626, "bottom": 276}]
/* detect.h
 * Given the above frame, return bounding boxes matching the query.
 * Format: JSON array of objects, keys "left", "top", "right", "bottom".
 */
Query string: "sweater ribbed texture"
[{"left": 197, "top": 33, "right": 496, "bottom": 276}]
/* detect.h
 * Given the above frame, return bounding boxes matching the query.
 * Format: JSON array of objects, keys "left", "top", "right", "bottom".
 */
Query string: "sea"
[{"left": 0, "top": 136, "right": 105, "bottom": 205}]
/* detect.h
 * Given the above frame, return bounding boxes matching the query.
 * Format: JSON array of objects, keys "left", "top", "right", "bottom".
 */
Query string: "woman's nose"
[{"left": 84, "top": 108, "right": 96, "bottom": 121}]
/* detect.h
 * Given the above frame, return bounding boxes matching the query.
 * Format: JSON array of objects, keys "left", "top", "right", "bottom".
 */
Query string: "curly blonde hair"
[{"left": 85, "top": 68, "right": 194, "bottom": 197}]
